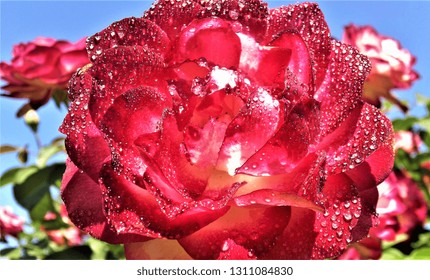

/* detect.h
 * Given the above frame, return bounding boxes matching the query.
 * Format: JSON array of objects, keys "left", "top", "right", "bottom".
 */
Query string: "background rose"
[
  {"left": 60, "top": 0, "right": 394, "bottom": 259},
  {"left": 342, "top": 24, "right": 419, "bottom": 112},
  {"left": 0, "top": 37, "right": 88, "bottom": 115},
  {"left": 373, "top": 171, "right": 427, "bottom": 241},
  {"left": 43, "top": 205, "right": 84, "bottom": 246},
  {"left": 0, "top": 206, "right": 25, "bottom": 240}
]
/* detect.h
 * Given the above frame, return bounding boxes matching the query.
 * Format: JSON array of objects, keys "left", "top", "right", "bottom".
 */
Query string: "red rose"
[
  {"left": 0, "top": 206, "right": 25, "bottom": 240},
  {"left": 336, "top": 235, "right": 382, "bottom": 260},
  {"left": 342, "top": 24, "right": 419, "bottom": 112},
  {"left": 0, "top": 37, "right": 88, "bottom": 114},
  {"left": 394, "top": 130, "right": 422, "bottom": 154},
  {"left": 373, "top": 171, "right": 427, "bottom": 241},
  {"left": 60, "top": 0, "right": 394, "bottom": 259}
]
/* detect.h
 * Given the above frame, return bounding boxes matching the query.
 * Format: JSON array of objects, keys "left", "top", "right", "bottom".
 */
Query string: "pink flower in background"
[
  {"left": 342, "top": 24, "right": 419, "bottom": 112},
  {"left": 60, "top": 0, "right": 394, "bottom": 259},
  {"left": 0, "top": 206, "right": 25, "bottom": 239},
  {"left": 373, "top": 172, "right": 427, "bottom": 241},
  {"left": 0, "top": 37, "right": 89, "bottom": 115},
  {"left": 43, "top": 205, "right": 84, "bottom": 246},
  {"left": 394, "top": 130, "right": 422, "bottom": 154}
]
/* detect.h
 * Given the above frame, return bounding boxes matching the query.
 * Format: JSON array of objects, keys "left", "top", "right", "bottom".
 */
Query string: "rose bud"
[
  {"left": 342, "top": 24, "right": 419, "bottom": 112},
  {"left": 60, "top": 0, "right": 394, "bottom": 259},
  {"left": 0, "top": 37, "right": 89, "bottom": 115}
]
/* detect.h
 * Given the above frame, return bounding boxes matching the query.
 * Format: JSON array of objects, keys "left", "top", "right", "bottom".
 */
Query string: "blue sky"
[{"left": 1, "top": 0, "right": 430, "bottom": 229}]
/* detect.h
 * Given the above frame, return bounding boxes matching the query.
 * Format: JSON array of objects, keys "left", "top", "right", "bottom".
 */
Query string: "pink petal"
[
  {"left": 179, "top": 206, "right": 290, "bottom": 259},
  {"left": 177, "top": 18, "right": 242, "bottom": 69},
  {"left": 87, "top": 17, "right": 171, "bottom": 62},
  {"left": 217, "top": 88, "right": 283, "bottom": 175},
  {"left": 267, "top": 3, "right": 331, "bottom": 89},
  {"left": 316, "top": 41, "right": 371, "bottom": 137},
  {"left": 237, "top": 98, "right": 319, "bottom": 176}
]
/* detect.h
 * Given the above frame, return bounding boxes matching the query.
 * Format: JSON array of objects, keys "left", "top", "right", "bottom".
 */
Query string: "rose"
[
  {"left": 0, "top": 206, "right": 25, "bottom": 240},
  {"left": 373, "top": 171, "right": 427, "bottom": 241},
  {"left": 0, "top": 37, "right": 88, "bottom": 115},
  {"left": 60, "top": 0, "right": 394, "bottom": 259},
  {"left": 342, "top": 24, "right": 419, "bottom": 112},
  {"left": 394, "top": 130, "right": 422, "bottom": 154},
  {"left": 42, "top": 205, "right": 84, "bottom": 246}
]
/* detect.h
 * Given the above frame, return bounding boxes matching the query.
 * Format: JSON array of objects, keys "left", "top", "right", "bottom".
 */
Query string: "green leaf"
[
  {"left": 417, "top": 118, "right": 430, "bottom": 132},
  {"left": 44, "top": 246, "right": 92, "bottom": 260},
  {"left": 0, "top": 145, "right": 19, "bottom": 154},
  {"left": 381, "top": 248, "right": 406, "bottom": 260},
  {"left": 37, "top": 144, "right": 65, "bottom": 167},
  {"left": 52, "top": 89, "right": 69, "bottom": 109},
  {"left": 13, "top": 163, "right": 66, "bottom": 211},
  {"left": 0, "top": 166, "right": 38, "bottom": 187},
  {"left": 29, "top": 192, "right": 55, "bottom": 222},
  {"left": 408, "top": 248, "right": 430, "bottom": 260},
  {"left": 0, "top": 247, "right": 21, "bottom": 259},
  {"left": 392, "top": 117, "right": 419, "bottom": 131}
]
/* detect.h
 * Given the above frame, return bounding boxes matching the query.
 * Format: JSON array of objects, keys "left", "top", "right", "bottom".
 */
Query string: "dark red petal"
[
  {"left": 179, "top": 206, "right": 290, "bottom": 259},
  {"left": 198, "top": 0, "right": 269, "bottom": 42},
  {"left": 60, "top": 69, "right": 110, "bottom": 181},
  {"left": 100, "top": 161, "right": 229, "bottom": 239},
  {"left": 125, "top": 240, "right": 192, "bottom": 260},
  {"left": 260, "top": 207, "right": 317, "bottom": 259},
  {"left": 177, "top": 18, "right": 242, "bottom": 69},
  {"left": 88, "top": 46, "right": 165, "bottom": 126},
  {"left": 87, "top": 17, "right": 171, "bottom": 62},
  {"left": 61, "top": 160, "right": 147, "bottom": 244},
  {"left": 217, "top": 88, "right": 283, "bottom": 175},
  {"left": 316, "top": 41, "right": 371, "bottom": 137},
  {"left": 267, "top": 3, "right": 331, "bottom": 90},
  {"left": 237, "top": 98, "right": 319, "bottom": 176},
  {"left": 144, "top": 0, "right": 203, "bottom": 40}
]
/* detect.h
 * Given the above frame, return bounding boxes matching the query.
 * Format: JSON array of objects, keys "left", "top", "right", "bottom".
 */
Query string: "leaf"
[
  {"left": 0, "top": 166, "right": 38, "bottom": 187},
  {"left": 52, "top": 89, "right": 69, "bottom": 109},
  {"left": 392, "top": 117, "right": 418, "bottom": 131},
  {"left": 0, "top": 247, "right": 21, "bottom": 259},
  {"left": 417, "top": 118, "right": 430, "bottom": 132},
  {"left": 408, "top": 248, "right": 430, "bottom": 260},
  {"left": 381, "top": 248, "right": 406, "bottom": 260},
  {"left": 37, "top": 144, "right": 65, "bottom": 167},
  {"left": 44, "top": 246, "right": 92, "bottom": 260},
  {"left": 13, "top": 163, "right": 66, "bottom": 211},
  {"left": 17, "top": 148, "right": 29, "bottom": 164},
  {"left": 0, "top": 145, "right": 19, "bottom": 154},
  {"left": 29, "top": 192, "right": 56, "bottom": 222}
]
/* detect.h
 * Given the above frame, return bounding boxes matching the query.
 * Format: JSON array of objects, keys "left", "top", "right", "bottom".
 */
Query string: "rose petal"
[
  {"left": 217, "top": 239, "right": 257, "bottom": 260},
  {"left": 100, "top": 163, "right": 229, "bottom": 239},
  {"left": 316, "top": 41, "right": 371, "bottom": 137},
  {"left": 61, "top": 160, "right": 147, "bottom": 244},
  {"left": 125, "top": 239, "right": 192, "bottom": 260},
  {"left": 87, "top": 17, "right": 171, "bottom": 62},
  {"left": 199, "top": 0, "right": 269, "bottom": 42},
  {"left": 177, "top": 18, "right": 242, "bottom": 69},
  {"left": 88, "top": 46, "right": 165, "bottom": 126},
  {"left": 237, "top": 98, "right": 319, "bottom": 176},
  {"left": 60, "top": 70, "right": 110, "bottom": 181},
  {"left": 217, "top": 88, "right": 283, "bottom": 175},
  {"left": 267, "top": 3, "right": 331, "bottom": 90},
  {"left": 179, "top": 206, "right": 290, "bottom": 259},
  {"left": 144, "top": 0, "right": 203, "bottom": 40}
]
